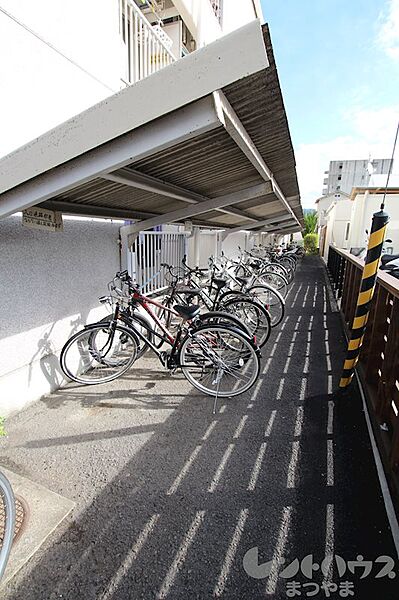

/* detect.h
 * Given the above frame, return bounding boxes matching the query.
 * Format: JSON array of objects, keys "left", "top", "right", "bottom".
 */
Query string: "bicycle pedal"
[{"left": 159, "top": 351, "right": 169, "bottom": 366}]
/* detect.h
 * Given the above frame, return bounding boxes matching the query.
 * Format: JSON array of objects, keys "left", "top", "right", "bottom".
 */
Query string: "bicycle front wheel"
[
  {"left": 179, "top": 325, "right": 260, "bottom": 397},
  {"left": 60, "top": 323, "right": 139, "bottom": 385}
]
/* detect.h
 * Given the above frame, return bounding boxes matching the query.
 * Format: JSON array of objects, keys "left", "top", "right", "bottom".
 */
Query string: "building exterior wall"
[
  {"left": 221, "top": 0, "right": 262, "bottom": 34},
  {"left": 0, "top": 0, "right": 261, "bottom": 159},
  {"left": 322, "top": 198, "right": 353, "bottom": 260},
  {"left": 0, "top": 216, "right": 120, "bottom": 416},
  {"left": 172, "top": 0, "right": 222, "bottom": 47},
  {"left": 0, "top": 0, "right": 124, "bottom": 158},
  {"left": 323, "top": 191, "right": 399, "bottom": 259},
  {"left": 348, "top": 193, "right": 399, "bottom": 252},
  {"left": 322, "top": 158, "right": 392, "bottom": 196},
  {"left": 316, "top": 193, "right": 348, "bottom": 227}
]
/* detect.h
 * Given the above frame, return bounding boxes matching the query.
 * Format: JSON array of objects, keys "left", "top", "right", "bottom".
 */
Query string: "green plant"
[
  {"left": 303, "top": 210, "right": 317, "bottom": 236},
  {"left": 303, "top": 233, "right": 319, "bottom": 255},
  {"left": 0, "top": 417, "right": 6, "bottom": 437}
]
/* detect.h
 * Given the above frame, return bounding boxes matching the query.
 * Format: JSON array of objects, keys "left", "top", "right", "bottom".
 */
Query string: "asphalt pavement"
[{"left": 1, "top": 256, "right": 398, "bottom": 599}]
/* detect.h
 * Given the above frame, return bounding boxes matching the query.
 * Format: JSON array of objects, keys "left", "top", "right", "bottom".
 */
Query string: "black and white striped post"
[{"left": 339, "top": 209, "right": 389, "bottom": 388}]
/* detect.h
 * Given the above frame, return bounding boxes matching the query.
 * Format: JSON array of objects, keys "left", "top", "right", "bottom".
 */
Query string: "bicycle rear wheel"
[
  {"left": 195, "top": 311, "right": 252, "bottom": 338},
  {"left": 257, "top": 271, "right": 288, "bottom": 298},
  {"left": 221, "top": 297, "right": 271, "bottom": 348},
  {"left": 247, "top": 285, "right": 285, "bottom": 327},
  {"left": 179, "top": 324, "right": 260, "bottom": 397},
  {"left": 60, "top": 323, "right": 139, "bottom": 384}
]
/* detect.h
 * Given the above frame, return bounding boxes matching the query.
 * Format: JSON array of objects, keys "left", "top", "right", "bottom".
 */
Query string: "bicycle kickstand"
[{"left": 212, "top": 368, "right": 223, "bottom": 414}]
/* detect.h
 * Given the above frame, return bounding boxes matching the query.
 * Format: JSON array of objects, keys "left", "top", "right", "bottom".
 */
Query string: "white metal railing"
[
  {"left": 127, "top": 231, "right": 187, "bottom": 294},
  {"left": 119, "top": 0, "right": 176, "bottom": 85}
]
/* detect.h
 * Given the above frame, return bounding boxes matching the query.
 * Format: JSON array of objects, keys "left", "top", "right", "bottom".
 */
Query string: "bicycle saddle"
[
  {"left": 381, "top": 253, "right": 399, "bottom": 265},
  {"left": 176, "top": 286, "right": 201, "bottom": 295},
  {"left": 236, "top": 276, "right": 251, "bottom": 286},
  {"left": 212, "top": 278, "right": 228, "bottom": 288},
  {"left": 174, "top": 304, "right": 201, "bottom": 320}
]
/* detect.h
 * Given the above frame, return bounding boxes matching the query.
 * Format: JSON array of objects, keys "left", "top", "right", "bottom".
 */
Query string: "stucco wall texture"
[{"left": 0, "top": 216, "right": 121, "bottom": 415}]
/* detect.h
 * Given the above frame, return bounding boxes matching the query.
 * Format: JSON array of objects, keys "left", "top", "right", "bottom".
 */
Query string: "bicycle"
[
  {"left": 98, "top": 269, "right": 255, "bottom": 351},
  {"left": 158, "top": 261, "right": 272, "bottom": 348},
  {"left": 0, "top": 471, "right": 16, "bottom": 581},
  {"left": 60, "top": 272, "right": 261, "bottom": 401},
  {"left": 207, "top": 255, "right": 286, "bottom": 327}
]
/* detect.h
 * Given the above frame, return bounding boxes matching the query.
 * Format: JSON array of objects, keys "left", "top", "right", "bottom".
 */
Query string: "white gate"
[{"left": 127, "top": 231, "right": 187, "bottom": 294}]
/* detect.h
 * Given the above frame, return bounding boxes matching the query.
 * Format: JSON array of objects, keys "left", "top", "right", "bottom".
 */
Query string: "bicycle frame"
[{"left": 109, "top": 291, "right": 189, "bottom": 366}]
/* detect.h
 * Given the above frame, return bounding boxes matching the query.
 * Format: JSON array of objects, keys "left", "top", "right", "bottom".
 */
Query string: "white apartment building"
[
  {"left": 322, "top": 158, "right": 392, "bottom": 196},
  {"left": 0, "top": 0, "right": 263, "bottom": 158}
]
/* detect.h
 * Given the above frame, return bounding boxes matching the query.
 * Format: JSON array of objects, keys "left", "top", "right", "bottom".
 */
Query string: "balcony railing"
[
  {"left": 119, "top": 0, "right": 176, "bottom": 85},
  {"left": 327, "top": 246, "right": 399, "bottom": 513}
]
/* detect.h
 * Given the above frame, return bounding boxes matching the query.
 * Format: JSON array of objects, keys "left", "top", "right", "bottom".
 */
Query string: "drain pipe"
[{"left": 0, "top": 471, "right": 16, "bottom": 581}]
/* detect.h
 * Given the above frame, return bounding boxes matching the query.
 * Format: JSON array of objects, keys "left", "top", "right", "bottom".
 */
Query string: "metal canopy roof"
[{"left": 0, "top": 21, "right": 303, "bottom": 235}]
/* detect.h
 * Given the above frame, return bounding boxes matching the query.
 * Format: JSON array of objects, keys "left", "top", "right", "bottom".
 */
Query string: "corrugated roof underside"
[
  {"left": 128, "top": 128, "right": 262, "bottom": 198},
  {"left": 40, "top": 23, "right": 302, "bottom": 230}
]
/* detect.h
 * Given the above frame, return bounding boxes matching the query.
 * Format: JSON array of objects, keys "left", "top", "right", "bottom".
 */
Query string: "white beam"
[
  {"left": 262, "top": 223, "right": 300, "bottom": 234},
  {"left": 122, "top": 183, "right": 271, "bottom": 244},
  {"left": 213, "top": 90, "right": 301, "bottom": 228},
  {"left": 0, "top": 97, "right": 221, "bottom": 219},
  {"left": 102, "top": 169, "right": 259, "bottom": 222},
  {"left": 224, "top": 213, "right": 294, "bottom": 236}
]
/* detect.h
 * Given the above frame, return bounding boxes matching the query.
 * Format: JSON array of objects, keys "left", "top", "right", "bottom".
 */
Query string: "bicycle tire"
[
  {"left": 257, "top": 271, "right": 288, "bottom": 298},
  {"left": 195, "top": 310, "right": 252, "bottom": 338},
  {"left": 220, "top": 297, "right": 271, "bottom": 348},
  {"left": 247, "top": 284, "right": 285, "bottom": 327},
  {"left": 60, "top": 323, "right": 139, "bottom": 385},
  {"left": 179, "top": 324, "right": 260, "bottom": 397}
]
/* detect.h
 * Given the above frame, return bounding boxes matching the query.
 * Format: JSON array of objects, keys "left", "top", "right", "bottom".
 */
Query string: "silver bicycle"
[{"left": 0, "top": 471, "right": 16, "bottom": 581}]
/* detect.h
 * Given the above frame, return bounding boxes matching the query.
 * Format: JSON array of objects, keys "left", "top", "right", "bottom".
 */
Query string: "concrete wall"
[
  {"left": 0, "top": 0, "right": 123, "bottom": 158},
  {"left": 0, "top": 216, "right": 121, "bottom": 416}
]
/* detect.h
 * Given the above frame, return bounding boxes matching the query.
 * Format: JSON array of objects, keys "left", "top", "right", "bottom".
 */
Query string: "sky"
[{"left": 261, "top": 0, "right": 399, "bottom": 208}]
